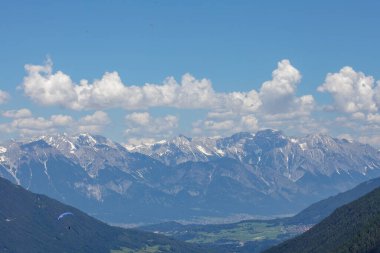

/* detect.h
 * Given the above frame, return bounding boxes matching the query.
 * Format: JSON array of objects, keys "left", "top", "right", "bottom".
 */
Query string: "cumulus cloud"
[
  {"left": 241, "top": 114, "right": 259, "bottom": 130},
  {"left": 25, "top": 58, "right": 373, "bottom": 143},
  {"left": 318, "top": 66, "right": 379, "bottom": 114},
  {"left": 125, "top": 112, "right": 178, "bottom": 143},
  {"left": 51, "top": 114, "right": 74, "bottom": 126},
  {"left": 23, "top": 59, "right": 77, "bottom": 107},
  {"left": 22, "top": 59, "right": 263, "bottom": 113},
  {"left": 222, "top": 90, "right": 262, "bottom": 113},
  {"left": 77, "top": 111, "right": 110, "bottom": 133},
  {"left": 192, "top": 113, "right": 259, "bottom": 137},
  {"left": 4, "top": 115, "right": 71, "bottom": 136},
  {"left": 21, "top": 59, "right": 314, "bottom": 140},
  {"left": 2, "top": 108, "right": 32, "bottom": 118},
  {"left": 259, "top": 60, "right": 301, "bottom": 112},
  {"left": 191, "top": 60, "right": 315, "bottom": 137},
  {"left": 367, "top": 113, "right": 380, "bottom": 124},
  {"left": 0, "top": 90, "right": 10, "bottom": 104},
  {"left": 8, "top": 58, "right": 380, "bottom": 147},
  {"left": 358, "top": 135, "right": 380, "bottom": 147},
  {"left": 317, "top": 67, "right": 380, "bottom": 143},
  {"left": 126, "top": 112, "right": 151, "bottom": 125},
  {"left": 11, "top": 117, "right": 54, "bottom": 131},
  {"left": 260, "top": 95, "right": 315, "bottom": 121},
  {"left": 258, "top": 59, "right": 315, "bottom": 116},
  {"left": 203, "top": 119, "right": 235, "bottom": 131},
  {"left": 0, "top": 110, "right": 110, "bottom": 137}
]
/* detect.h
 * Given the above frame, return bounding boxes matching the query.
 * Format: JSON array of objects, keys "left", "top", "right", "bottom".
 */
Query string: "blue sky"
[{"left": 1, "top": 0, "right": 380, "bottom": 146}]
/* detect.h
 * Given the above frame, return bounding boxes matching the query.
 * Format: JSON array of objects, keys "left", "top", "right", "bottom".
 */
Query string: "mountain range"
[{"left": 0, "top": 129, "right": 380, "bottom": 224}]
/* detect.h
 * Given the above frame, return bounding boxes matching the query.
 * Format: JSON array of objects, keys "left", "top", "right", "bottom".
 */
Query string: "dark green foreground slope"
[
  {"left": 0, "top": 177, "right": 211, "bottom": 253},
  {"left": 264, "top": 186, "right": 380, "bottom": 253}
]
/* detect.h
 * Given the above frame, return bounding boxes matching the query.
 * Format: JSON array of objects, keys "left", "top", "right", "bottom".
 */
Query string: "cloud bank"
[
  {"left": 22, "top": 59, "right": 261, "bottom": 113},
  {"left": 0, "top": 110, "right": 110, "bottom": 137},
  {"left": 3, "top": 58, "right": 377, "bottom": 146},
  {"left": 0, "top": 90, "right": 10, "bottom": 104},
  {"left": 125, "top": 112, "right": 178, "bottom": 144}
]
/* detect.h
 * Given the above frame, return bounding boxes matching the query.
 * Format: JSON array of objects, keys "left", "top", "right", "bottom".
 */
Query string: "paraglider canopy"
[{"left": 57, "top": 212, "right": 74, "bottom": 220}]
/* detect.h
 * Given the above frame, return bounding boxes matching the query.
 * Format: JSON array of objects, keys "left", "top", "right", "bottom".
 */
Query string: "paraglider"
[{"left": 57, "top": 212, "right": 74, "bottom": 220}]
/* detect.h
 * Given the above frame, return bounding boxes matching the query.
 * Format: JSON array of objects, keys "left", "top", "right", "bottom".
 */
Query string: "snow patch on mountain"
[
  {"left": 299, "top": 143, "right": 307, "bottom": 151},
  {"left": 196, "top": 145, "right": 212, "bottom": 156},
  {"left": 0, "top": 147, "right": 7, "bottom": 153}
]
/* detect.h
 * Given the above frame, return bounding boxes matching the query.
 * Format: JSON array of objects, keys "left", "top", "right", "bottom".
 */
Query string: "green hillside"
[
  {"left": 264, "top": 187, "right": 380, "bottom": 253},
  {"left": 0, "top": 177, "right": 212, "bottom": 253}
]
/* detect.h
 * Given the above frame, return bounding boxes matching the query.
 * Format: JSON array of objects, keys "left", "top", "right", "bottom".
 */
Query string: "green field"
[
  {"left": 111, "top": 245, "right": 171, "bottom": 253},
  {"left": 185, "top": 221, "right": 286, "bottom": 244},
  {"left": 141, "top": 219, "right": 310, "bottom": 252}
]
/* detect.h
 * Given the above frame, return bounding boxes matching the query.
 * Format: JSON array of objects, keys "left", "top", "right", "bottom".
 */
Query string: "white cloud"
[
  {"left": 21, "top": 59, "right": 314, "bottom": 140},
  {"left": 22, "top": 60, "right": 216, "bottom": 110},
  {"left": 0, "top": 110, "right": 110, "bottom": 137},
  {"left": 241, "top": 114, "right": 259, "bottom": 131},
  {"left": 206, "top": 111, "right": 235, "bottom": 119},
  {"left": 0, "top": 90, "right": 10, "bottom": 104},
  {"left": 22, "top": 59, "right": 263, "bottom": 113},
  {"left": 351, "top": 112, "right": 366, "bottom": 121},
  {"left": 203, "top": 119, "right": 235, "bottom": 131},
  {"left": 79, "top": 111, "right": 110, "bottom": 125},
  {"left": 126, "top": 112, "right": 150, "bottom": 125},
  {"left": 259, "top": 59, "right": 314, "bottom": 115},
  {"left": 19, "top": 58, "right": 380, "bottom": 146},
  {"left": 125, "top": 138, "right": 158, "bottom": 146},
  {"left": 191, "top": 60, "right": 315, "bottom": 137},
  {"left": 317, "top": 67, "right": 380, "bottom": 141},
  {"left": 358, "top": 135, "right": 380, "bottom": 147},
  {"left": 367, "top": 113, "right": 380, "bottom": 124},
  {"left": 192, "top": 114, "right": 259, "bottom": 137},
  {"left": 222, "top": 90, "right": 262, "bottom": 113},
  {"left": 125, "top": 112, "right": 178, "bottom": 143},
  {"left": 2, "top": 108, "right": 32, "bottom": 118},
  {"left": 375, "top": 81, "right": 380, "bottom": 105},
  {"left": 318, "top": 66, "right": 379, "bottom": 114},
  {"left": 5, "top": 57, "right": 380, "bottom": 147},
  {"left": 51, "top": 114, "right": 74, "bottom": 126},
  {"left": 23, "top": 59, "right": 77, "bottom": 107},
  {"left": 172, "top": 74, "right": 218, "bottom": 108},
  {"left": 77, "top": 111, "right": 110, "bottom": 133},
  {"left": 11, "top": 117, "right": 54, "bottom": 131}
]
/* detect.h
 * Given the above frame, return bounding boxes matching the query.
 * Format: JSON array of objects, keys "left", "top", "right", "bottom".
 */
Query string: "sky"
[{"left": 0, "top": 0, "right": 380, "bottom": 146}]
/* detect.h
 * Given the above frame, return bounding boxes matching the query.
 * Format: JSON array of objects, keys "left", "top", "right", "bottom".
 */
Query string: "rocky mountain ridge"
[{"left": 0, "top": 130, "right": 379, "bottom": 224}]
